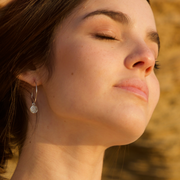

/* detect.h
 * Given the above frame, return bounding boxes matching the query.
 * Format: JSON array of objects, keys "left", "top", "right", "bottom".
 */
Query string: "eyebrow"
[
  {"left": 83, "top": 9, "right": 130, "bottom": 24},
  {"left": 82, "top": 9, "right": 160, "bottom": 51}
]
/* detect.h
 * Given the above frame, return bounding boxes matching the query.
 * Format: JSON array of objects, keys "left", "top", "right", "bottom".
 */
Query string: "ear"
[{"left": 17, "top": 70, "right": 42, "bottom": 87}]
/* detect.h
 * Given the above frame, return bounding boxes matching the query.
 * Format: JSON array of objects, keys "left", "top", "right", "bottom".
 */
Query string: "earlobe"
[{"left": 17, "top": 71, "right": 42, "bottom": 87}]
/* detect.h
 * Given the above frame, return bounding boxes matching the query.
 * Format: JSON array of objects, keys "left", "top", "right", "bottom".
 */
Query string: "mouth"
[{"left": 114, "top": 78, "right": 149, "bottom": 101}]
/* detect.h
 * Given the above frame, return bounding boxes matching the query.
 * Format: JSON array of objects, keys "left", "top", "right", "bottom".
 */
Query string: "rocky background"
[{"left": 2, "top": 0, "right": 180, "bottom": 179}]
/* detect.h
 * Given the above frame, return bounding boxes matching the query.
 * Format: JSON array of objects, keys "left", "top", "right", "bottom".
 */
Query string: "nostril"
[
  {"left": 146, "top": 66, "right": 152, "bottom": 74},
  {"left": 132, "top": 61, "right": 152, "bottom": 75},
  {"left": 133, "top": 61, "right": 144, "bottom": 67}
]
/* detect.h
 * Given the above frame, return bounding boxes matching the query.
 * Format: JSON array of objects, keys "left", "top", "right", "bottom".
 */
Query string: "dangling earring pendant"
[
  {"left": 30, "top": 83, "right": 38, "bottom": 114},
  {"left": 30, "top": 102, "right": 38, "bottom": 114}
]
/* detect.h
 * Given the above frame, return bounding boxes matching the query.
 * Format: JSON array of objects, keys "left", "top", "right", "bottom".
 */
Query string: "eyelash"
[
  {"left": 95, "top": 34, "right": 116, "bottom": 40},
  {"left": 154, "top": 61, "right": 160, "bottom": 70}
]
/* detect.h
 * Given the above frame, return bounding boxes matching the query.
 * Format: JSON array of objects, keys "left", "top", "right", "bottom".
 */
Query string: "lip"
[{"left": 114, "top": 78, "right": 149, "bottom": 101}]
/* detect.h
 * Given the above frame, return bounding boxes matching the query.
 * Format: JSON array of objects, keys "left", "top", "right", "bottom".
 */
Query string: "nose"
[{"left": 124, "top": 43, "right": 155, "bottom": 77}]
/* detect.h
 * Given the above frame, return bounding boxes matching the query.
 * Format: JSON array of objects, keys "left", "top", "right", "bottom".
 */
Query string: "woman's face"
[{"left": 41, "top": 0, "right": 160, "bottom": 145}]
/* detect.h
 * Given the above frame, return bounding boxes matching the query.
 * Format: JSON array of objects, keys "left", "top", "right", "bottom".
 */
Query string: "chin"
[
  {"left": 105, "top": 129, "right": 146, "bottom": 147},
  {"left": 111, "top": 126, "right": 147, "bottom": 146},
  {"left": 102, "top": 110, "right": 150, "bottom": 147}
]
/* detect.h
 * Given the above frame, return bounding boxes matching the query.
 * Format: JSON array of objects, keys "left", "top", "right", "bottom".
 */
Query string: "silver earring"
[{"left": 30, "top": 83, "right": 38, "bottom": 114}]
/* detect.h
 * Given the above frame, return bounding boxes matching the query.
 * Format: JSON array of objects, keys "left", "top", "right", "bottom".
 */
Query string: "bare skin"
[{"left": 13, "top": 0, "right": 160, "bottom": 180}]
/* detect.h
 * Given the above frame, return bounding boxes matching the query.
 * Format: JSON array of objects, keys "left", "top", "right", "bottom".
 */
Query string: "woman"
[{"left": 0, "top": 0, "right": 160, "bottom": 179}]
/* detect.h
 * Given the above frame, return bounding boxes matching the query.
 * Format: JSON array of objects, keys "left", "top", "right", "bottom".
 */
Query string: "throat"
[{"left": 11, "top": 142, "right": 105, "bottom": 180}]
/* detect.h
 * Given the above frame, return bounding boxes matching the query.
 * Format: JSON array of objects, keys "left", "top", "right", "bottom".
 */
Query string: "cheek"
[
  {"left": 45, "top": 37, "right": 118, "bottom": 118},
  {"left": 53, "top": 35, "right": 122, "bottom": 91},
  {"left": 147, "top": 74, "right": 160, "bottom": 117}
]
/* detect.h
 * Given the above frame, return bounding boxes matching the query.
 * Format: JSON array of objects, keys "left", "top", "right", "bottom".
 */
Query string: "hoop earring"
[{"left": 30, "top": 83, "right": 38, "bottom": 114}]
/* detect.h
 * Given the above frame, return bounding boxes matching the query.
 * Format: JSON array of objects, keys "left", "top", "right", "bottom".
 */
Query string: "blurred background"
[{"left": 2, "top": 0, "right": 180, "bottom": 179}]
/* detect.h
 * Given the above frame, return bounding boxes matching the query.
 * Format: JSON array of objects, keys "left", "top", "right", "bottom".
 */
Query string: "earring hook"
[
  {"left": 30, "top": 83, "right": 38, "bottom": 114},
  {"left": 31, "top": 83, "right": 38, "bottom": 103}
]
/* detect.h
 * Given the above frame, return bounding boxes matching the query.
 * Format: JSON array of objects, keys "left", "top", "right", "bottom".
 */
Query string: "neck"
[
  {"left": 12, "top": 142, "right": 104, "bottom": 180},
  {"left": 11, "top": 93, "right": 110, "bottom": 180},
  {"left": 11, "top": 115, "right": 106, "bottom": 180}
]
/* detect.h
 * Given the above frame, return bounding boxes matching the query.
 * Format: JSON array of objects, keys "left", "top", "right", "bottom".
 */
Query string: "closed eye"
[{"left": 94, "top": 33, "right": 116, "bottom": 40}]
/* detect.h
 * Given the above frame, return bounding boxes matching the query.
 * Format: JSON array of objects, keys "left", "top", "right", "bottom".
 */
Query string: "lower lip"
[{"left": 117, "top": 86, "right": 148, "bottom": 101}]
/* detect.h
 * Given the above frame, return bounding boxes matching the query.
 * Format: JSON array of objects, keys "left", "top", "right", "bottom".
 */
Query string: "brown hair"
[
  {"left": 0, "top": 0, "right": 150, "bottom": 178},
  {"left": 0, "top": 0, "right": 85, "bottom": 178}
]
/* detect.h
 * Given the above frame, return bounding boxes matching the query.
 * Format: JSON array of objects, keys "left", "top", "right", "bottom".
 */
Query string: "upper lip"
[{"left": 114, "top": 78, "right": 149, "bottom": 98}]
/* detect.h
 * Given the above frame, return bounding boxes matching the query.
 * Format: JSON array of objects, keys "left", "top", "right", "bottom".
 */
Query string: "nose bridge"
[{"left": 124, "top": 40, "right": 155, "bottom": 76}]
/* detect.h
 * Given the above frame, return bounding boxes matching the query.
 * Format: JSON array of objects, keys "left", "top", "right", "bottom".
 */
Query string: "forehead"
[{"left": 71, "top": 0, "right": 156, "bottom": 30}]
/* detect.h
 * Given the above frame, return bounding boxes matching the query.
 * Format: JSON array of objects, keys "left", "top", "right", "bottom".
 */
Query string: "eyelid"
[
  {"left": 147, "top": 43, "right": 159, "bottom": 60},
  {"left": 95, "top": 32, "right": 117, "bottom": 39},
  {"left": 95, "top": 28, "right": 117, "bottom": 35},
  {"left": 91, "top": 27, "right": 123, "bottom": 41},
  {"left": 153, "top": 46, "right": 159, "bottom": 59},
  {"left": 83, "top": 17, "right": 122, "bottom": 40}
]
